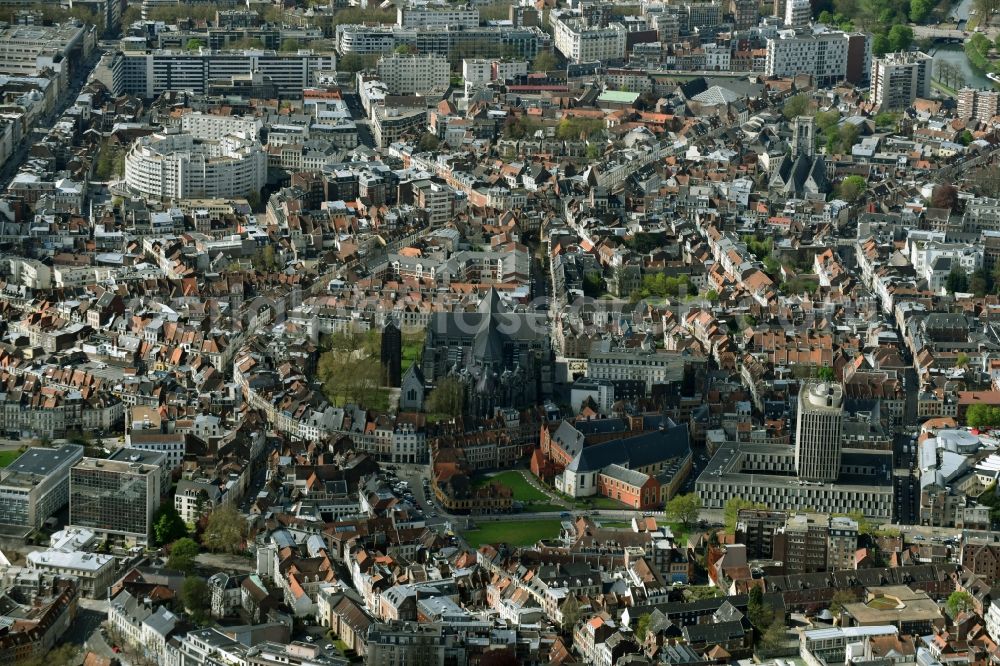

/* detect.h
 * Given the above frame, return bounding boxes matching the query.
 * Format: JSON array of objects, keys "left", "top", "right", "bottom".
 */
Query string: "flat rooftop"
[
  {"left": 699, "top": 442, "right": 892, "bottom": 490},
  {"left": 108, "top": 448, "right": 168, "bottom": 467},
  {"left": 72, "top": 457, "right": 158, "bottom": 475},
  {"left": 27, "top": 549, "right": 113, "bottom": 572},
  {"left": 843, "top": 586, "right": 942, "bottom": 625},
  {"left": 1, "top": 444, "right": 84, "bottom": 483}
]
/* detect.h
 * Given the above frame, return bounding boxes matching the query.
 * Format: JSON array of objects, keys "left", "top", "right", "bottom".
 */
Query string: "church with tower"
[{"left": 421, "top": 288, "right": 553, "bottom": 417}]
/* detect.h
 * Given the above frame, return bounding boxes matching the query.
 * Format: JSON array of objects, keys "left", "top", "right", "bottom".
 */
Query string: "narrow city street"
[{"left": 0, "top": 51, "right": 101, "bottom": 190}]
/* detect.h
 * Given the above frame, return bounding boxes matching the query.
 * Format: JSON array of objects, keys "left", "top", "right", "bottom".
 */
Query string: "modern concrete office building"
[
  {"left": 69, "top": 457, "right": 162, "bottom": 546},
  {"left": 0, "top": 444, "right": 84, "bottom": 529},
  {"left": 795, "top": 381, "right": 844, "bottom": 482}
]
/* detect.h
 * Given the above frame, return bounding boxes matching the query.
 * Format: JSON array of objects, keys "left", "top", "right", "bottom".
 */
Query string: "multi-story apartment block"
[
  {"left": 372, "top": 105, "right": 428, "bottom": 148},
  {"left": 871, "top": 51, "right": 931, "bottom": 110},
  {"left": 116, "top": 50, "right": 337, "bottom": 99},
  {"left": 397, "top": 3, "right": 479, "bottom": 29},
  {"left": 552, "top": 14, "right": 627, "bottom": 63},
  {"left": 735, "top": 510, "right": 787, "bottom": 559},
  {"left": 766, "top": 28, "right": 869, "bottom": 87},
  {"left": 180, "top": 112, "right": 262, "bottom": 140},
  {"left": 0, "top": 22, "right": 95, "bottom": 79},
  {"left": 828, "top": 515, "right": 860, "bottom": 571},
  {"left": 124, "top": 131, "right": 267, "bottom": 200},
  {"left": 685, "top": 1, "right": 723, "bottom": 31},
  {"left": 376, "top": 53, "right": 449, "bottom": 95},
  {"left": 774, "top": 513, "right": 829, "bottom": 574},
  {"left": 784, "top": 0, "right": 811, "bottom": 27},
  {"left": 410, "top": 179, "right": 455, "bottom": 226},
  {"left": 958, "top": 87, "right": 1000, "bottom": 122},
  {"left": 337, "top": 24, "right": 548, "bottom": 60},
  {"left": 730, "top": 0, "right": 759, "bottom": 29}
]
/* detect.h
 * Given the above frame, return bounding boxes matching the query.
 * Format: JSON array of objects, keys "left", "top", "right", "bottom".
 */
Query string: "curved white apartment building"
[{"left": 124, "top": 131, "right": 267, "bottom": 200}]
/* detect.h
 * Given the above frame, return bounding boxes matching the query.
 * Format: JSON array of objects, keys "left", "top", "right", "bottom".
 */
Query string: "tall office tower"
[
  {"left": 784, "top": 0, "right": 811, "bottom": 27},
  {"left": 69, "top": 458, "right": 162, "bottom": 546},
  {"left": 792, "top": 115, "right": 815, "bottom": 158},
  {"left": 381, "top": 318, "right": 402, "bottom": 388},
  {"left": 795, "top": 381, "right": 844, "bottom": 482}
]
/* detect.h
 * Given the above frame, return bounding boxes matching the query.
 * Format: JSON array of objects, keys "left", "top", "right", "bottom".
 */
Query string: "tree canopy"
[
  {"left": 168, "top": 537, "right": 200, "bottom": 575},
  {"left": 782, "top": 94, "right": 811, "bottom": 120},
  {"left": 317, "top": 328, "right": 387, "bottom": 410},
  {"left": 829, "top": 589, "right": 856, "bottom": 615},
  {"left": 426, "top": 377, "right": 466, "bottom": 418},
  {"left": 533, "top": 50, "right": 559, "bottom": 72},
  {"left": 967, "top": 404, "right": 1000, "bottom": 429},
  {"left": 931, "top": 184, "right": 959, "bottom": 210},
  {"left": 665, "top": 493, "right": 701, "bottom": 528},
  {"left": 630, "top": 273, "right": 697, "bottom": 301},
  {"left": 946, "top": 267, "right": 969, "bottom": 294},
  {"left": 181, "top": 576, "right": 212, "bottom": 625},
  {"left": 417, "top": 132, "right": 440, "bottom": 152},
  {"left": 635, "top": 613, "right": 652, "bottom": 640},
  {"left": 201, "top": 505, "right": 246, "bottom": 554},
  {"left": 153, "top": 502, "right": 188, "bottom": 545},
  {"left": 946, "top": 590, "right": 974, "bottom": 618},
  {"left": 837, "top": 175, "right": 867, "bottom": 202}
]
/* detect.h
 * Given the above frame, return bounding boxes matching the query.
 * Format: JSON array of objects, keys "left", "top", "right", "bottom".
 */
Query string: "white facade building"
[
  {"left": 586, "top": 351, "right": 693, "bottom": 394},
  {"left": 988, "top": 599, "right": 1000, "bottom": 644},
  {"left": 27, "top": 549, "right": 116, "bottom": 599},
  {"left": 376, "top": 53, "right": 449, "bottom": 95},
  {"left": 119, "top": 50, "right": 337, "bottom": 98},
  {"left": 124, "top": 130, "right": 267, "bottom": 200},
  {"left": 703, "top": 43, "right": 731, "bottom": 71},
  {"left": 552, "top": 15, "right": 627, "bottom": 64},
  {"left": 871, "top": 51, "right": 932, "bottom": 110},
  {"left": 180, "top": 112, "right": 262, "bottom": 141},
  {"left": 766, "top": 29, "right": 851, "bottom": 86},
  {"left": 463, "top": 58, "right": 492, "bottom": 85},
  {"left": 784, "top": 0, "right": 812, "bottom": 27},
  {"left": 397, "top": 3, "right": 479, "bottom": 29}
]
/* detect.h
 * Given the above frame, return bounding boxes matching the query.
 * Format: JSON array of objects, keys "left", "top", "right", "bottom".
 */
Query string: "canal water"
[{"left": 932, "top": 43, "right": 994, "bottom": 90}]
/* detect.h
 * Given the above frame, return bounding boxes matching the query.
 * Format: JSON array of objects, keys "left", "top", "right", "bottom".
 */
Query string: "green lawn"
[
  {"left": 866, "top": 596, "right": 901, "bottom": 610},
  {"left": 574, "top": 495, "right": 633, "bottom": 510},
  {"left": 597, "top": 521, "right": 633, "bottom": 529},
  {"left": 325, "top": 387, "right": 391, "bottom": 412},
  {"left": 684, "top": 585, "right": 723, "bottom": 600},
  {"left": 0, "top": 450, "right": 22, "bottom": 467},
  {"left": 473, "top": 471, "right": 550, "bottom": 502},
  {"left": 462, "top": 519, "right": 563, "bottom": 547},
  {"left": 401, "top": 332, "right": 424, "bottom": 372}
]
